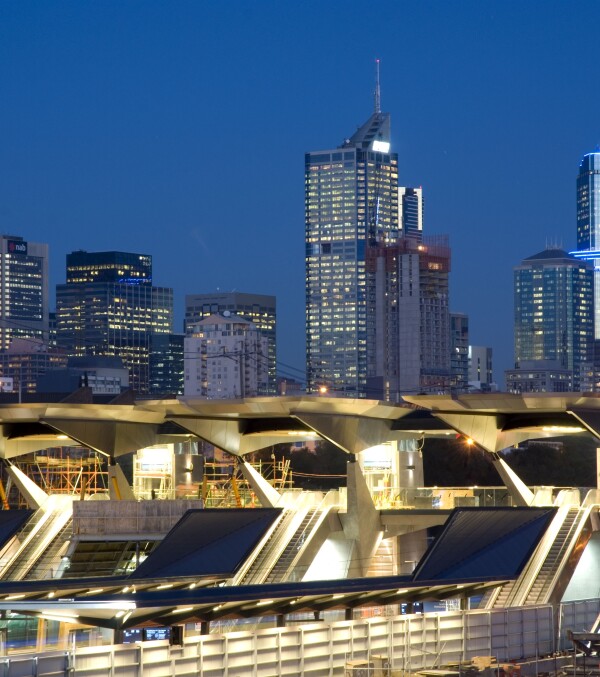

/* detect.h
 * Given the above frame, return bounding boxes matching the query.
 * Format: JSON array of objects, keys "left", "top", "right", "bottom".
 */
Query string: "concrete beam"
[
  {"left": 239, "top": 461, "right": 281, "bottom": 508},
  {"left": 43, "top": 419, "right": 158, "bottom": 457},
  {"left": 292, "top": 413, "right": 398, "bottom": 454},
  {"left": 5, "top": 462, "right": 49, "bottom": 510},
  {"left": 108, "top": 461, "right": 136, "bottom": 500},
  {"left": 172, "top": 418, "right": 303, "bottom": 457},
  {"left": 430, "top": 413, "right": 503, "bottom": 452},
  {"left": 490, "top": 453, "right": 534, "bottom": 506},
  {"left": 568, "top": 409, "right": 600, "bottom": 440}
]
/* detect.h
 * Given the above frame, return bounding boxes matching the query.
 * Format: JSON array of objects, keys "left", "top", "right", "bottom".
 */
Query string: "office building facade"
[
  {"left": 56, "top": 251, "right": 173, "bottom": 394},
  {"left": 505, "top": 360, "right": 573, "bottom": 394},
  {"left": 398, "top": 187, "right": 423, "bottom": 241},
  {"left": 512, "top": 248, "right": 593, "bottom": 390},
  {"left": 185, "top": 292, "right": 276, "bottom": 395},
  {"left": 366, "top": 235, "right": 451, "bottom": 399},
  {"left": 37, "top": 356, "right": 130, "bottom": 396},
  {"left": 450, "top": 313, "right": 469, "bottom": 393},
  {"left": 305, "top": 89, "right": 399, "bottom": 396},
  {"left": 0, "top": 235, "right": 49, "bottom": 350},
  {"left": 0, "top": 338, "right": 67, "bottom": 395},
  {"left": 184, "top": 313, "right": 269, "bottom": 399},
  {"left": 576, "top": 151, "right": 600, "bottom": 337},
  {"left": 149, "top": 333, "right": 184, "bottom": 397},
  {"left": 468, "top": 345, "right": 493, "bottom": 390}
]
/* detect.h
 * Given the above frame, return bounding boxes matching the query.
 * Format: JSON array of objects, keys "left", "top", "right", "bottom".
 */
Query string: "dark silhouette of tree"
[{"left": 423, "top": 435, "right": 597, "bottom": 488}]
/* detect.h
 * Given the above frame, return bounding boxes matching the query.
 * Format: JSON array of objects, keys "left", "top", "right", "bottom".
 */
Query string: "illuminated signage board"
[
  {"left": 7, "top": 240, "right": 27, "bottom": 255},
  {"left": 372, "top": 140, "right": 390, "bottom": 153}
]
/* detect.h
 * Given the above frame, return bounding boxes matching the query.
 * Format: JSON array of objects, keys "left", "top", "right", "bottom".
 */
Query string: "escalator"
[
  {"left": 0, "top": 499, "right": 74, "bottom": 582},
  {"left": 25, "top": 517, "right": 73, "bottom": 580},
  {"left": 234, "top": 509, "right": 296, "bottom": 585},
  {"left": 263, "top": 508, "right": 318, "bottom": 583},
  {"left": 489, "top": 503, "right": 590, "bottom": 609}
]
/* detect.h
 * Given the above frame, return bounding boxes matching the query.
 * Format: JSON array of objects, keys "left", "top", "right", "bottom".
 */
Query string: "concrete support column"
[
  {"left": 4, "top": 463, "right": 48, "bottom": 510},
  {"left": 108, "top": 460, "right": 136, "bottom": 501},
  {"left": 343, "top": 456, "right": 382, "bottom": 577},
  {"left": 239, "top": 461, "right": 281, "bottom": 508},
  {"left": 36, "top": 619, "right": 47, "bottom": 652},
  {"left": 490, "top": 453, "right": 534, "bottom": 506}
]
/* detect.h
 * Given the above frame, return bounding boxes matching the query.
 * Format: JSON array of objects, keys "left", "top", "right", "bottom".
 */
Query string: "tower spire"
[{"left": 374, "top": 58, "right": 381, "bottom": 114}]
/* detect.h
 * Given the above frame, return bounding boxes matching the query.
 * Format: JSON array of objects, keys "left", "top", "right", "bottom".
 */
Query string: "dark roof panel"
[
  {"left": 0, "top": 510, "right": 33, "bottom": 547},
  {"left": 133, "top": 508, "right": 282, "bottom": 579},
  {"left": 412, "top": 507, "right": 556, "bottom": 581}
]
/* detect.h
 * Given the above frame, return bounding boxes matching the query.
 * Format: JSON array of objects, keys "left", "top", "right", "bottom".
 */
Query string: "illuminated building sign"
[
  {"left": 372, "top": 140, "right": 390, "bottom": 153},
  {"left": 7, "top": 240, "right": 27, "bottom": 255}
]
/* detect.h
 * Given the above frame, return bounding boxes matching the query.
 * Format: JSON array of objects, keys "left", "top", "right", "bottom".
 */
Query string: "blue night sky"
[{"left": 0, "top": 1, "right": 598, "bottom": 385}]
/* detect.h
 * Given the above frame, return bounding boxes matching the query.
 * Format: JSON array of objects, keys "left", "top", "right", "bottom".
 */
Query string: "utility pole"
[{"left": 238, "top": 340, "right": 245, "bottom": 398}]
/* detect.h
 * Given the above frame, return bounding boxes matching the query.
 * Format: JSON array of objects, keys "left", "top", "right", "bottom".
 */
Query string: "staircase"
[{"left": 489, "top": 503, "right": 587, "bottom": 609}]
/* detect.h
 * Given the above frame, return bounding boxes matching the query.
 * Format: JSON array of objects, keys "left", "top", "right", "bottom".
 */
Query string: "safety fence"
[{"left": 0, "top": 599, "right": 596, "bottom": 676}]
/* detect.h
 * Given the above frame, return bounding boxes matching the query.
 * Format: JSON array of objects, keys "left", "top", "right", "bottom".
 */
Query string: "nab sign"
[{"left": 7, "top": 240, "right": 27, "bottom": 255}]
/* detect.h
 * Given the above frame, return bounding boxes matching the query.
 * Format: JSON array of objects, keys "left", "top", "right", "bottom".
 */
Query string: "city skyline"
[{"left": 1, "top": 2, "right": 599, "bottom": 385}]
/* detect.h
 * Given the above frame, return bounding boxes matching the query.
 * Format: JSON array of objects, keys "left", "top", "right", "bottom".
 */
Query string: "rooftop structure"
[{"left": 0, "top": 393, "right": 595, "bottom": 672}]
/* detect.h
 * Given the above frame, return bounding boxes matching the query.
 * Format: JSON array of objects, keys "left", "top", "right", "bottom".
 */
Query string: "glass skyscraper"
[
  {"left": 513, "top": 248, "right": 593, "bottom": 390},
  {"left": 575, "top": 151, "right": 600, "bottom": 338},
  {"left": 305, "top": 87, "right": 399, "bottom": 396},
  {"left": 0, "top": 235, "right": 49, "bottom": 350},
  {"left": 56, "top": 251, "right": 173, "bottom": 394},
  {"left": 398, "top": 187, "right": 423, "bottom": 241}
]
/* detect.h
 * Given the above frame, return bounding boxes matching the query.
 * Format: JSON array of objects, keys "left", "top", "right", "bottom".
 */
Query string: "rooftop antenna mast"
[{"left": 374, "top": 58, "right": 381, "bottom": 115}]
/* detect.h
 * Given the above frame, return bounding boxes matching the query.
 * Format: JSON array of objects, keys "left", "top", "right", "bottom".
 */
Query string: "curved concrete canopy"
[
  {"left": 0, "top": 397, "right": 437, "bottom": 459},
  {"left": 0, "top": 393, "right": 595, "bottom": 459},
  {"left": 403, "top": 393, "right": 600, "bottom": 452}
]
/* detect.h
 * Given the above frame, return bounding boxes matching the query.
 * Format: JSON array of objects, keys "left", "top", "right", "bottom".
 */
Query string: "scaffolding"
[
  {"left": 10, "top": 447, "right": 109, "bottom": 507},
  {"left": 202, "top": 458, "right": 293, "bottom": 508}
]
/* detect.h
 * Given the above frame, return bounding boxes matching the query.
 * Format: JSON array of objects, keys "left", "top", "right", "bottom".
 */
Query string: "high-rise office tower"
[
  {"left": 398, "top": 187, "right": 423, "bottom": 241},
  {"left": 366, "top": 235, "right": 451, "bottom": 399},
  {"left": 468, "top": 345, "right": 493, "bottom": 390},
  {"left": 149, "top": 333, "right": 184, "bottom": 397},
  {"left": 575, "top": 150, "right": 600, "bottom": 337},
  {"left": 184, "top": 292, "right": 276, "bottom": 395},
  {"left": 511, "top": 247, "right": 593, "bottom": 391},
  {"left": 0, "top": 235, "right": 49, "bottom": 350},
  {"left": 450, "top": 313, "right": 469, "bottom": 393},
  {"left": 56, "top": 251, "right": 173, "bottom": 394},
  {"left": 306, "top": 64, "right": 399, "bottom": 396}
]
